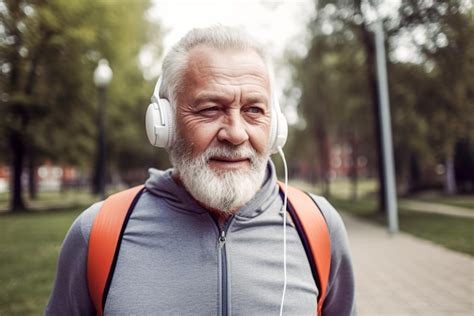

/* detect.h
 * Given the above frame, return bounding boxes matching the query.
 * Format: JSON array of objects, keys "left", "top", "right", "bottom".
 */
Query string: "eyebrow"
[
  {"left": 193, "top": 93, "right": 233, "bottom": 106},
  {"left": 242, "top": 95, "right": 268, "bottom": 105},
  {"left": 192, "top": 92, "right": 269, "bottom": 107}
]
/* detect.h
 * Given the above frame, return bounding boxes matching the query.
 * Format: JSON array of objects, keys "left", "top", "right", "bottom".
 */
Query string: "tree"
[
  {"left": 0, "top": 0, "right": 162, "bottom": 211},
  {"left": 289, "top": 0, "right": 473, "bottom": 207},
  {"left": 398, "top": 0, "right": 474, "bottom": 193},
  {"left": 289, "top": 2, "right": 378, "bottom": 199}
]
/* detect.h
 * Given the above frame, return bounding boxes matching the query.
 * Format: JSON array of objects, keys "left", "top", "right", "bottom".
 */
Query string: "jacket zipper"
[
  {"left": 210, "top": 216, "right": 233, "bottom": 316},
  {"left": 219, "top": 230, "right": 228, "bottom": 316}
]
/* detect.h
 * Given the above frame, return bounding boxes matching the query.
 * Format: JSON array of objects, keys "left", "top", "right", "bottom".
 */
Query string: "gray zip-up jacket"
[{"left": 46, "top": 162, "right": 355, "bottom": 315}]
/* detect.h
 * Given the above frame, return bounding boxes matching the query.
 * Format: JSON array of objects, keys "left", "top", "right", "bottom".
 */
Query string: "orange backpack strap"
[
  {"left": 87, "top": 185, "right": 145, "bottom": 316},
  {"left": 278, "top": 182, "right": 331, "bottom": 316}
]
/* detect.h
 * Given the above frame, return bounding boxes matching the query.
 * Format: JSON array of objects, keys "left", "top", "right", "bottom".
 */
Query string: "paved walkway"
[
  {"left": 399, "top": 200, "right": 474, "bottom": 218},
  {"left": 341, "top": 212, "right": 474, "bottom": 316}
]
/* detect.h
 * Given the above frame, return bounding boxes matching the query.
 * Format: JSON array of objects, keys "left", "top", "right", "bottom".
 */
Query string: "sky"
[
  {"left": 142, "top": 0, "right": 407, "bottom": 71},
  {"left": 142, "top": 0, "right": 315, "bottom": 124},
  {"left": 141, "top": 0, "right": 419, "bottom": 125},
  {"left": 147, "top": 0, "right": 314, "bottom": 60}
]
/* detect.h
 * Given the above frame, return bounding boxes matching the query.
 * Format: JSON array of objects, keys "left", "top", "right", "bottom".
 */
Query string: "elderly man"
[{"left": 46, "top": 26, "right": 355, "bottom": 315}]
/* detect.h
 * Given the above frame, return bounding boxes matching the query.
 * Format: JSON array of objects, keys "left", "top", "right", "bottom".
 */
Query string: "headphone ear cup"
[
  {"left": 269, "top": 110, "right": 278, "bottom": 154},
  {"left": 145, "top": 98, "right": 175, "bottom": 148},
  {"left": 269, "top": 93, "right": 288, "bottom": 154},
  {"left": 274, "top": 113, "right": 288, "bottom": 151},
  {"left": 270, "top": 112, "right": 288, "bottom": 154}
]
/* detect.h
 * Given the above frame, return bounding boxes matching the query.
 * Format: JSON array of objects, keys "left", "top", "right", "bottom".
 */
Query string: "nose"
[{"left": 217, "top": 111, "right": 249, "bottom": 146}]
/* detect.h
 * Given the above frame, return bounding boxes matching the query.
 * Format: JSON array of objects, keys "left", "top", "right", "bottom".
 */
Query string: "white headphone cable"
[{"left": 278, "top": 146, "right": 288, "bottom": 316}]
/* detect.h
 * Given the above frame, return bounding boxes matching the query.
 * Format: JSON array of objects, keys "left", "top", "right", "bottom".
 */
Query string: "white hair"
[
  {"left": 170, "top": 134, "right": 269, "bottom": 213},
  {"left": 159, "top": 25, "right": 270, "bottom": 107}
]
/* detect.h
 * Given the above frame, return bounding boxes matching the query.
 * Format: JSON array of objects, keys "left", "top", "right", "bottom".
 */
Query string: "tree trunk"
[
  {"left": 10, "top": 131, "right": 26, "bottom": 211},
  {"left": 445, "top": 154, "right": 457, "bottom": 194},
  {"left": 316, "top": 126, "right": 331, "bottom": 197},
  {"left": 354, "top": 0, "right": 387, "bottom": 214},
  {"left": 323, "top": 137, "right": 331, "bottom": 198},
  {"left": 28, "top": 154, "right": 38, "bottom": 200},
  {"left": 349, "top": 133, "right": 359, "bottom": 201},
  {"left": 408, "top": 154, "right": 421, "bottom": 194}
]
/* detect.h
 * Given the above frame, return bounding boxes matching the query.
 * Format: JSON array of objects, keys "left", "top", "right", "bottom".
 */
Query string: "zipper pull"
[{"left": 218, "top": 231, "right": 226, "bottom": 248}]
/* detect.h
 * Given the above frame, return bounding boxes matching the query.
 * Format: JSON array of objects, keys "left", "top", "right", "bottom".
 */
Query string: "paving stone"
[{"left": 340, "top": 213, "right": 474, "bottom": 316}]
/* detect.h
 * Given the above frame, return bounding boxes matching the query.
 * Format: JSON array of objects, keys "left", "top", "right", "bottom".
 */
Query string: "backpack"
[{"left": 87, "top": 183, "right": 331, "bottom": 316}]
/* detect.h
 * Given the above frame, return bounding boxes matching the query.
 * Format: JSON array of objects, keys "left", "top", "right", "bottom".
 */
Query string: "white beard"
[{"left": 170, "top": 137, "right": 269, "bottom": 213}]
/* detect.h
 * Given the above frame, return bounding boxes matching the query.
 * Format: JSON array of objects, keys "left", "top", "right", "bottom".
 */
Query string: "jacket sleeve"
[
  {"left": 44, "top": 203, "right": 102, "bottom": 316},
  {"left": 311, "top": 195, "right": 357, "bottom": 316}
]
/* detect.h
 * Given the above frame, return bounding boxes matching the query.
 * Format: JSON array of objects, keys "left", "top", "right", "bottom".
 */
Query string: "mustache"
[{"left": 202, "top": 144, "right": 258, "bottom": 164}]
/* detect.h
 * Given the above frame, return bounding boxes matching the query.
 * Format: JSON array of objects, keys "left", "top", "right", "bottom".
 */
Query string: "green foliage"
[
  {"left": 398, "top": 0, "right": 474, "bottom": 157},
  {"left": 286, "top": 0, "right": 379, "bottom": 196},
  {"left": 289, "top": 0, "right": 473, "bottom": 195},
  {"left": 0, "top": 0, "right": 165, "bottom": 209}
]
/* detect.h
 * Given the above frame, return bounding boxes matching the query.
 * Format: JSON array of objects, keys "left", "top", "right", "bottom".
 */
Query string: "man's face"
[
  {"left": 170, "top": 46, "right": 272, "bottom": 212},
  {"left": 176, "top": 46, "right": 271, "bottom": 172}
]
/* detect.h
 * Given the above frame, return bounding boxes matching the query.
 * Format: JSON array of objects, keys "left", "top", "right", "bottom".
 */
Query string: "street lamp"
[
  {"left": 373, "top": 21, "right": 399, "bottom": 234},
  {"left": 93, "top": 59, "right": 113, "bottom": 200}
]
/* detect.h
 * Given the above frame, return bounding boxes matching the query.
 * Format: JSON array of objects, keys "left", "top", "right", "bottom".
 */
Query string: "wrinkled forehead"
[{"left": 183, "top": 45, "right": 271, "bottom": 90}]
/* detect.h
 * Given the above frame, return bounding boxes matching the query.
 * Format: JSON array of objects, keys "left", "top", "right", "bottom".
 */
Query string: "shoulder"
[
  {"left": 307, "top": 194, "right": 346, "bottom": 236},
  {"left": 54, "top": 201, "right": 103, "bottom": 263},
  {"left": 70, "top": 201, "right": 103, "bottom": 245},
  {"left": 305, "top": 193, "right": 352, "bottom": 265},
  {"left": 306, "top": 194, "right": 356, "bottom": 314}
]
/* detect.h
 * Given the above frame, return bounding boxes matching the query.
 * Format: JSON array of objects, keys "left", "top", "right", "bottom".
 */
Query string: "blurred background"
[{"left": 0, "top": 0, "right": 472, "bottom": 315}]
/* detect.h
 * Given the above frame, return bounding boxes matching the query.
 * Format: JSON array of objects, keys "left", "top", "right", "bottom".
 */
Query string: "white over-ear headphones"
[
  {"left": 145, "top": 75, "right": 288, "bottom": 154},
  {"left": 145, "top": 77, "right": 175, "bottom": 148}
]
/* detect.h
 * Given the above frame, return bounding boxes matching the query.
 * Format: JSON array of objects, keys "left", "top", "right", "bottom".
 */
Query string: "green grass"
[
  {"left": 328, "top": 196, "right": 474, "bottom": 256},
  {"left": 0, "top": 190, "right": 99, "bottom": 213},
  {"left": 326, "top": 197, "right": 380, "bottom": 218},
  {"left": 289, "top": 178, "right": 378, "bottom": 200},
  {"left": 398, "top": 210, "right": 474, "bottom": 255},
  {"left": 410, "top": 193, "right": 474, "bottom": 209},
  {"left": 0, "top": 207, "right": 84, "bottom": 315},
  {"left": 291, "top": 179, "right": 474, "bottom": 256},
  {"left": 0, "top": 189, "right": 103, "bottom": 314}
]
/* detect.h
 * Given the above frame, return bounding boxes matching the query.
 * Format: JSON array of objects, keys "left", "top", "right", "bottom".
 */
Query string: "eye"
[
  {"left": 244, "top": 106, "right": 265, "bottom": 115},
  {"left": 200, "top": 106, "right": 219, "bottom": 113},
  {"left": 197, "top": 105, "right": 221, "bottom": 117}
]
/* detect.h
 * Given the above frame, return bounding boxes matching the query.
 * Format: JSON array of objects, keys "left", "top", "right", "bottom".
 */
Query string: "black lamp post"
[{"left": 93, "top": 59, "right": 113, "bottom": 200}]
